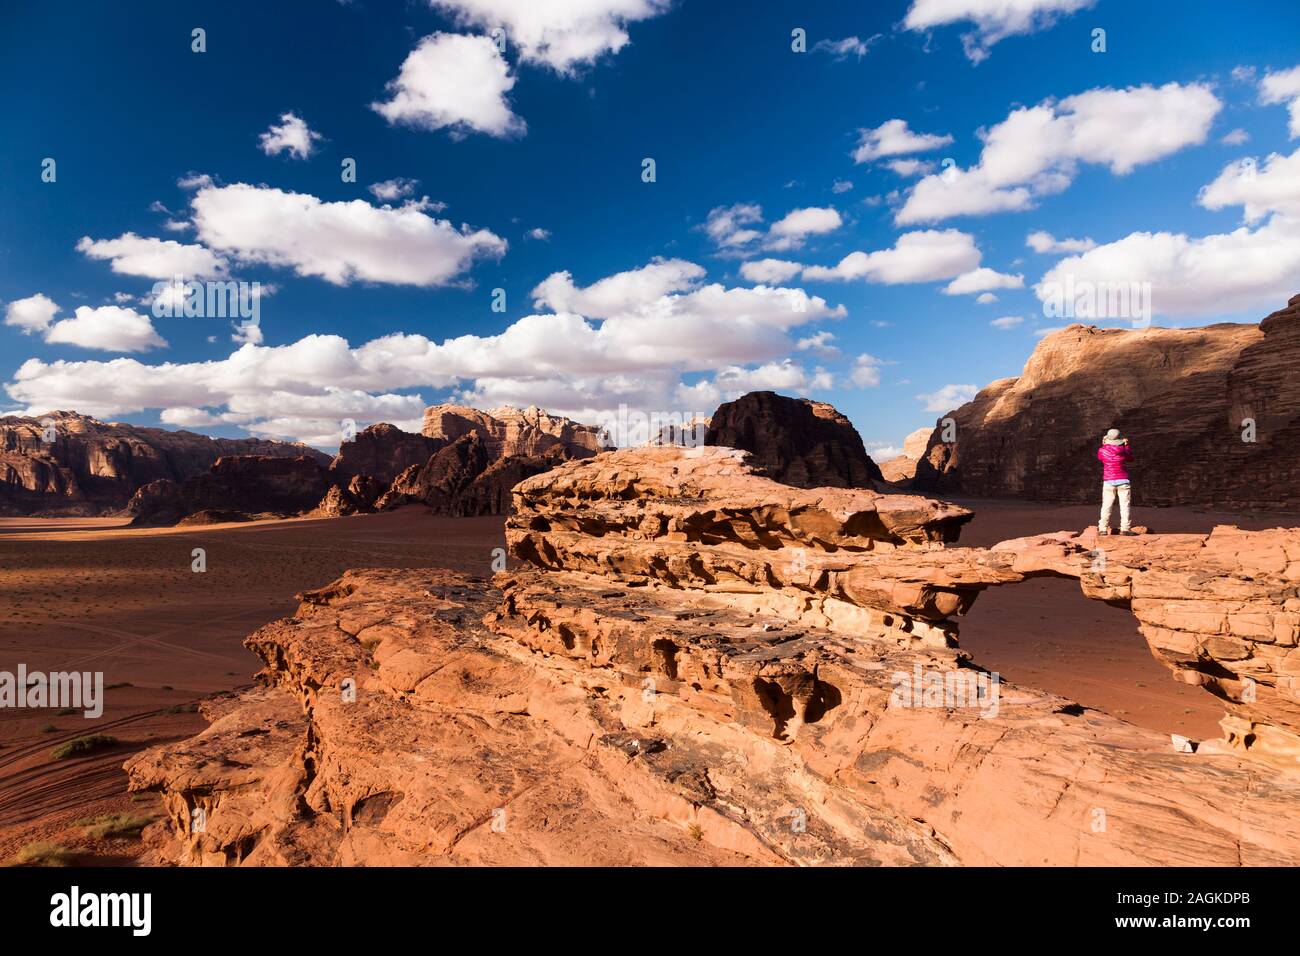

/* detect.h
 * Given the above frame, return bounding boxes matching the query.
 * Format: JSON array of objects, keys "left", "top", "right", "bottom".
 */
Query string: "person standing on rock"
[{"left": 1097, "top": 428, "right": 1135, "bottom": 535}]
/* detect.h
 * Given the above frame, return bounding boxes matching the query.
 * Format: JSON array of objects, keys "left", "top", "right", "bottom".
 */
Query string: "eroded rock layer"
[{"left": 127, "top": 446, "right": 1300, "bottom": 865}]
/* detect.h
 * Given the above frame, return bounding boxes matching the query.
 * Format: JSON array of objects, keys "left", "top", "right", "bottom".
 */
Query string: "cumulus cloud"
[
  {"left": 917, "top": 383, "right": 977, "bottom": 412},
  {"left": 801, "top": 229, "right": 981, "bottom": 284},
  {"left": 372, "top": 33, "right": 525, "bottom": 138},
  {"left": 6, "top": 261, "right": 847, "bottom": 443},
  {"left": 739, "top": 258, "right": 805, "bottom": 284},
  {"left": 427, "top": 0, "right": 671, "bottom": 74},
  {"left": 189, "top": 183, "right": 506, "bottom": 287},
  {"left": 852, "top": 119, "right": 953, "bottom": 164},
  {"left": 5, "top": 295, "right": 166, "bottom": 352},
  {"left": 849, "top": 353, "right": 884, "bottom": 387},
  {"left": 76, "top": 233, "right": 227, "bottom": 279},
  {"left": 676, "top": 360, "right": 834, "bottom": 409},
  {"left": 903, "top": 0, "right": 1097, "bottom": 63},
  {"left": 943, "top": 267, "right": 1024, "bottom": 295},
  {"left": 1198, "top": 148, "right": 1300, "bottom": 222},
  {"left": 526, "top": 227, "right": 552, "bottom": 241},
  {"left": 704, "top": 203, "right": 841, "bottom": 254},
  {"left": 991, "top": 314, "right": 1024, "bottom": 329},
  {"left": 531, "top": 258, "right": 705, "bottom": 316},
  {"left": 884, "top": 158, "right": 937, "bottom": 177},
  {"left": 1260, "top": 65, "right": 1300, "bottom": 137},
  {"left": 896, "top": 82, "right": 1221, "bottom": 225},
  {"left": 44, "top": 306, "right": 168, "bottom": 352},
  {"left": 1036, "top": 214, "right": 1300, "bottom": 319},
  {"left": 4, "top": 294, "right": 60, "bottom": 334},
  {"left": 368, "top": 178, "right": 421, "bottom": 202},
  {"left": 258, "top": 112, "right": 322, "bottom": 159},
  {"left": 1026, "top": 230, "right": 1096, "bottom": 253}
]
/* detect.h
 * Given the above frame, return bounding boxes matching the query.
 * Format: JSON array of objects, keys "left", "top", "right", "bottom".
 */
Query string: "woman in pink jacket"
[{"left": 1097, "top": 428, "right": 1135, "bottom": 535}]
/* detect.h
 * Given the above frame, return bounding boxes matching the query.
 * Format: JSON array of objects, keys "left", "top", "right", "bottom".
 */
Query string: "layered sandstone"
[
  {"left": 705, "top": 391, "right": 883, "bottom": 488},
  {"left": 422, "top": 403, "right": 606, "bottom": 460},
  {"left": 126, "top": 456, "right": 331, "bottom": 526},
  {"left": 913, "top": 294, "right": 1300, "bottom": 509},
  {"left": 879, "top": 426, "right": 936, "bottom": 483},
  {"left": 0, "top": 411, "right": 326, "bottom": 516},
  {"left": 127, "top": 446, "right": 1300, "bottom": 866}
]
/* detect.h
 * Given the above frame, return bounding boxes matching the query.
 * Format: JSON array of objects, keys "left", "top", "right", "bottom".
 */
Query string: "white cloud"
[
  {"left": 849, "top": 353, "right": 884, "bottom": 388},
  {"left": 852, "top": 119, "right": 953, "bottom": 164},
  {"left": 796, "top": 331, "right": 838, "bottom": 357},
  {"left": 991, "top": 314, "right": 1024, "bottom": 329},
  {"left": 903, "top": 0, "right": 1096, "bottom": 63},
  {"left": 802, "top": 229, "right": 981, "bottom": 283},
  {"left": 4, "top": 294, "right": 60, "bottom": 334},
  {"left": 1221, "top": 128, "right": 1250, "bottom": 146},
  {"left": 1260, "top": 65, "right": 1300, "bottom": 137},
  {"left": 764, "top": 206, "right": 843, "bottom": 251},
  {"left": 897, "top": 83, "right": 1221, "bottom": 225},
  {"left": 231, "top": 319, "right": 263, "bottom": 346},
  {"left": 531, "top": 258, "right": 705, "bottom": 316},
  {"left": 177, "top": 173, "right": 213, "bottom": 191},
  {"left": 676, "top": 360, "right": 834, "bottom": 409},
  {"left": 917, "top": 383, "right": 977, "bottom": 412},
  {"left": 258, "top": 112, "right": 322, "bottom": 159},
  {"left": 428, "top": 0, "right": 671, "bottom": 74},
  {"left": 1198, "top": 148, "right": 1300, "bottom": 222},
  {"left": 1026, "top": 230, "right": 1096, "bottom": 253},
  {"left": 526, "top": 227, "right": 552, "bottom": 241},
  {"left": 976, "top": 292, "right": 998, "bottom": 304},
  {"left": 76, "top": 233, "right": 227, "bottom": 279},
  {"left": 43, "top": 306, "right": 167, "bottom": 353},
  {"left": 190, "top": 183, "right": 506, "bottom": 287},
  {"left": 832, "top": 179, "right": 854, "bottom": 194},
  {"left": 372, "top": 33, "right": 525, "bottom": 138},
  {"left": 368, "top": 178, "right": 420, "bottom": 202},
  {"left": 6, "top": 262, "right": 846, "bottom": 444},
  {"left": 943, "top": 267, "right": 1024, "bottom": 295},
  {"left": 813, "top": 35, "right": 879, "bottom": 59},
  {"left": 704, "top": 203, "right": 841, "bottom": 254},
  {"left": 1036, "top": 214, "right": 1300, "bottom": 319},
  {"left": 884, "top": 158, "right": 937, "bottom": 177},
  {"left": 739, "top": 258, "right": 804, "bottom": 284}
]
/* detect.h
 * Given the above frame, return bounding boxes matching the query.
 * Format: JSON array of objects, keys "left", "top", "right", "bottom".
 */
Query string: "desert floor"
[{"left": 1, "top": 498, "right": 1295, "bottom": 865}]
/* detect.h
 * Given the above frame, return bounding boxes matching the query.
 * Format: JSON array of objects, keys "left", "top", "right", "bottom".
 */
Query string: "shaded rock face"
[
  {"left": 126, "top": 456, "right": 330, "bottom": 526},
  {"left": 128, "top": 446, "right": 1300, "bottom": 866},
  {"left": 376, "top": 434, "right": 561, "bottom": 517},
  {"left": 329, "top": 423, "right": 443, "bottom": 488},
  {"left": 0, "top": 411, "right": 327, "bottom": 516},
  {"left": 705, "top": 391, "right": 882, "bottom": 488},
  {"left": 913, "top": 294, "right": 1300, "bottom": 509}
]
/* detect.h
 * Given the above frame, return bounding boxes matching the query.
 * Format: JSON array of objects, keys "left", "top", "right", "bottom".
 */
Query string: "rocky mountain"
[
  {"left": 704, "top": 391, "right": 883, "bottom": 488},
  {"left": 128, "top": 404, "right": 608, "bottom": 526},
  {"left": 127, "top": 445, "right": 1300, "bottom": 865},
  {"left": 913, "top": 294, "right": 1300, "bottom": 509},
  {"left": 879, "top": 426, "right": 936, "bottom": 483},
  {"left": 0, "top": 411, "right": 327, "bottom": 516}
]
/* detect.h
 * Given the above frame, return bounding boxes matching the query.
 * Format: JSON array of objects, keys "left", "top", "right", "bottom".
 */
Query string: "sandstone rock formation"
[
  {"left": 879, "top": 426, "right": 936, "bottom": 483},
  {"left": 0, "top": 411, "right": 327, "bottom": 516},
  {"left": 328, "top": 423, "right": 443, "bottom": 487},
  {"left": 705, "top": 391, "right": 882, "bottom": 488},
  {"left": 913, "top": 294, "right": 1300, "bottom": 509},
  {"left": 422, "top": 403, "right": 605, "bottom": 460},
  {"left": 127, "top": 446, "right": 1300, "bottom": 866},
  {"left": 126, "top": 456, "right": 331, "bottom": 526}
]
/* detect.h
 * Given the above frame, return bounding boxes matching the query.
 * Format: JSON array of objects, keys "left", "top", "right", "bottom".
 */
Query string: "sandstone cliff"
[
  {"left": 0, "top": 411, "right": 327, "bottom": 516},
  {"left": 913, "top": 294, "right": 1300, "bottom": 509},
  {"left": 705, "top": 391, "right": 883, "bottom": 488},
  {"left": 127, "top": 446, "right": 1300, "bottom": 866},
  {"left": 126, "top": 456, "right": 331, "bottom": 526}
]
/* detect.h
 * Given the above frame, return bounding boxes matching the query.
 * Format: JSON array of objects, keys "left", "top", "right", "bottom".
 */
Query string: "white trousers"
[{"left": 1099, "top": 481, "right": 1131, "bottom": 531}]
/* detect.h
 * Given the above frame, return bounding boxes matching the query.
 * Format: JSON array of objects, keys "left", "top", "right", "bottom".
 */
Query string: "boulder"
[{"left": 705, "top": 391, "right": 882, "bottom": 488}]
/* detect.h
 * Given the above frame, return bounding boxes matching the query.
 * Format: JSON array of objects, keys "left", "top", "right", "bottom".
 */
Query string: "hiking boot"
[
  {"left": 1097, "top": 528, "right": 1111, "bottom": 536},
  {"left": 1119, "top": 529, "right": 1138, "bottom": 536}
]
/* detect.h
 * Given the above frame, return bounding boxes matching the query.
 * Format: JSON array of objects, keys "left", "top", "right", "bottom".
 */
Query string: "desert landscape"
[{"left": 5, "top": 2, "right": 1300, "bottom": 920}]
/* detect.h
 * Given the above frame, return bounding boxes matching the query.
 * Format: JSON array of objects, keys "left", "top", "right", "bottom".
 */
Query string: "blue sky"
[{"left": 2, "top": 0, "right": 1299, "bottom": 454}]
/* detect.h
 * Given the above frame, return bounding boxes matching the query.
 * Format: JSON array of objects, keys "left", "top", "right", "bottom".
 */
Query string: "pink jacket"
[{"left": 1097, "top": 442, "right": 1132, "bottom": 481}]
